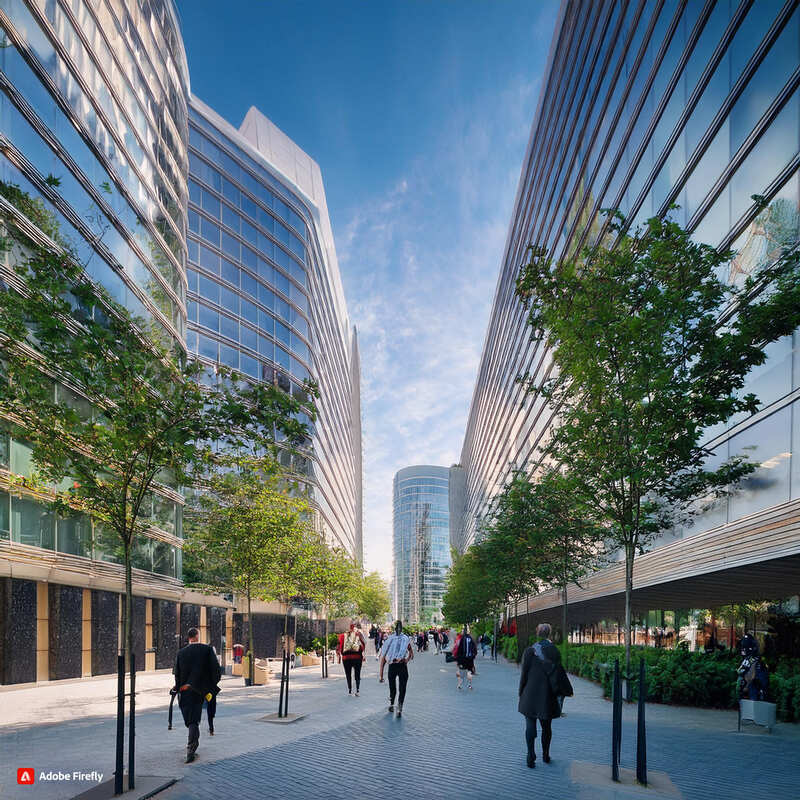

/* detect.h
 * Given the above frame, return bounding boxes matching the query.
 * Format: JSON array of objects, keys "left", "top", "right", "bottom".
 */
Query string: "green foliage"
[
  {"left": 515, "top": 211, "right": 800, "bottom": 671},
  {"left": 563, "top": 644, "right": 800, "bottom": 721},
  {"left": 499, "top": 635, "right": 519, "bottom": 662},
  {"left": 356, "top": 571, "right": 391, "bottom": 621}
]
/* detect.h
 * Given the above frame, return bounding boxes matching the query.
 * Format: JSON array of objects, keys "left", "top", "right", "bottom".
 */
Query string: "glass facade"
[
  {"left": 393, "top": 466, "right": 451, "bottom": 624},
  {"left": 0, "top": 0, "right": 188, "bottom": 579},
  {"left": 186, "top": 98, "right": 362, "bottom": 559},
  {"left": 454, "top": 0, "right": 800, "bottom": 564}
]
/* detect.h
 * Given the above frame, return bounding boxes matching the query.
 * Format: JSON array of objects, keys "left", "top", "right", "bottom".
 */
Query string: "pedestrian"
[
  {"left": 451, "top": 625, "right": 478, "bottom": 690},
  {"left": 379, "top": 620, "right": 414, "bottom": 717},
  {"left": 480, "top": 632, "right": 491, "bottom": 657},
  {"left": 432, "top": 628, "right": 441, "bottom": 654},
  {"left": 372, "top": 624, "right": 382, "bottom": 656},
  {"left": 337, "top": 621, "right": 367, "bottom": 696},
  {"left": 173, "top": 627, "right": 222, "bottom": 763},
  {"left": 204, "top": 645, "right": 222, "bottom": 735},
  {"left": 518, "top": 623, "right": 574, "bottom": 768}
]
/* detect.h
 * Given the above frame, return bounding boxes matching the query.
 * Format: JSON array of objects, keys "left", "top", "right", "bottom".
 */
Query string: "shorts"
[{"left": 457, "top": 658, "right": 475, "bottom": 673}]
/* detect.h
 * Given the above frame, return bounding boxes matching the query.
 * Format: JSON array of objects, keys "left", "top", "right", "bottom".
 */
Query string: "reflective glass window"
[
  {"left": 201, "top": 190, "right": 221, "bottom": 218},
  {"left": 199, "top": 244, "right": 220, "bottom": 274},
  {"left": 199, "top": 275, "right": 220, "bottom": 304},
  {"left": 188, "top": 209, "right": 199, "bottom": 233},
  {"left": 187, "top": 300, "right": 197, "bottom": 322},
  {"left": 240, "top": 353, "right": 259, "bottom": 379},
  {"left": 221, "top": 258, "right": 239, "bottom": 286},
  {"left": 241, "top": 270, "right": 258, "bottom": 299},
  {"left": 198, "top": 304, "right": 219, "bottom": 332},
  {"left": 276, "top": 297, "right": 290, "bottom": 323},
  {"left": 187, "top": 239, "right": 199, "bottom": 265},
  {"left": 186, "top": 269, "right": 199, "bottom": 294},
  {"left": 220, "top": 343, "right": 238, "bottom": 369},
  {"left": 258, "top": 334, "right": 274, "bottom": 359},
  {"left": 242, "top": 245, "right": 258, "bottom": 271},
  {"left": 241, "top": 325, "right": 258, "bottom": 352},
  {"left": 258, "top": 281, "right": 274, "bottom": 309},
  {"left": 222, "top": 230, "right": 239, "bottom": 260},
  {"left": 275, "top": 269, "right": 290, "bottom": 297},
  {"left": 198, "top": 334, "right": 218, "bottom": 360},
  {"left": 220, "top": 287, "right": 239, "bottom": 315},
  {"left": 276, "top": 320, "right": 290, "bottom": 347},
  {"left": 241, "top": 194, "right": 257, "bottom": 221},
  {"left": 276, "top": 345, "right": 290, "bottom": 370},
  {"left": 258, "top": 259, "right": 274, "bottom": 285},
  {"left": 222, "top": 177, "right": 239, "bottom": 205},
  {"left": 200, "top": 217, "right": 220, "bottom": 247},
  {"left": 189, "top": 180, "right": 202, "bottom": 206},
  {"left": 258, "top": 310, "right": 274, "bottom": 336},
  {"left": 222, "top": 204, "right": 239, "bottom": 232},
  {"left": 57, "top": 514, "right": 91, "bottom": 556},
  {"left": 729, "top": 406, "right": 792, "bottom": 518},
  {"left": 241, "top": 298, "right": 258, "bottom": 325},
  {"left": 220, "top": 314, "right": 238, "bottom": 342},
  {"left": 11, "top": 495, "right": 54, "bottom": 549}
]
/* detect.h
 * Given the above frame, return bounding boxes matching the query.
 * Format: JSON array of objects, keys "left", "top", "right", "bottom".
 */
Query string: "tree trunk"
[
  {"left": 561, "top": 585, "right": 568, "bottom": 650},
  {"left": 624, "top": 541, "right": 634, "bottom": 696},
  {"left": 247, "top": 588, "right": 254, "bottom": 685},
  {"left": 323, "top": 614, "right": 329, "bottom": 678},
  {"left": 124, "top": 540, "right": 135, "bottom": 787}
]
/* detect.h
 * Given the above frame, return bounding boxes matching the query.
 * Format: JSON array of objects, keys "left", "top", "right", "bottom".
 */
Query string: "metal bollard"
[
  {"left": 636, "top": 659, "right": 647, "bottom": 786},
  {"left": 611, "top": 658, "right": 622, "bottom": 782}
]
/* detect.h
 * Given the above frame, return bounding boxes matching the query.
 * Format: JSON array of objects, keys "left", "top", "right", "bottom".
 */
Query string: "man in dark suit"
[
  {"left": 518, "top": 623, "right": 573, "bottom": 768},
  {"left": 173, "top": 627, "right": 221, "bottom": 763}
]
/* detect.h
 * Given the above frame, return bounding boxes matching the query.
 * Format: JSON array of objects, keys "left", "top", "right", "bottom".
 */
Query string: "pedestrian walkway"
[{"left": 2, "top": 650, "right": 799, "bottom": 799}]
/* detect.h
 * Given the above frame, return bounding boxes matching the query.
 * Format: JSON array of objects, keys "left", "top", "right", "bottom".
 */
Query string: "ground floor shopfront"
[{"left": 514, "top": 496, "right": 800, "bottom": 656}]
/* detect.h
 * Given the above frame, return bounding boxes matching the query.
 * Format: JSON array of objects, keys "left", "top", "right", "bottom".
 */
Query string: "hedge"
[{"left": 561, "top": 643, "right": 800, "bottom": 722}]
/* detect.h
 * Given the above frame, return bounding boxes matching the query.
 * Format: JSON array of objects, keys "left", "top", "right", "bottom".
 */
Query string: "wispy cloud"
[{"left": 339, "top": 73, "right": 543, "bottom": 579}]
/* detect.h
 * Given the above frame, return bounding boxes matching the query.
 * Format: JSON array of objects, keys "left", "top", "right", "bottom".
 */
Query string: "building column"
[
  {"left": 200, "top": 605, "right": 208, "bottom": 643},
  {"left": 82, "top": 589, "right": 91, "bottom": 677},
  {"left": 145, "top": 599, "right": 155, "bottom": 671},
  {"left": 225, "top": 608, "right": 233, "bottom": 666},
  {"left": 36, "top": 581, "right": 49, "bottom": 683}
]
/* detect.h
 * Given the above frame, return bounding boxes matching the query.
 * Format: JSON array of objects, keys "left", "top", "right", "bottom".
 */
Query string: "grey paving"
[{"left": 2, "top": 651, "right": 799, "bottom": 800}]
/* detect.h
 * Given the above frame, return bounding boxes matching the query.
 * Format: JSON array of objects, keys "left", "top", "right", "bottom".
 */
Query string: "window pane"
[
  {"left": 0, "top": 490, "right": 9, "bottom": 539},
  {"left": 57, "top": 514, "right": 91, "bottom": 556},
  {"left": 12, "top": 495, "right": 54, "bottom": 549}
]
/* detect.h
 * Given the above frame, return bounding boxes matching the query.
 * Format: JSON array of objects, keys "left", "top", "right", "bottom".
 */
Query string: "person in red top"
[{"left": 337, "top": 621, "right": 367, "bottom": 696}]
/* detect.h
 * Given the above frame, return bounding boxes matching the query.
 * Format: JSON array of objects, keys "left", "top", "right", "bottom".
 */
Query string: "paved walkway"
[{"left": 2, "top": 650, "right": 799, "bottom": 799}]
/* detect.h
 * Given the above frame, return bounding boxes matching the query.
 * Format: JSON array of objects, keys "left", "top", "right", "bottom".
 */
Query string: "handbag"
[{"left": 445, "top": 652, "right": 456, "bottom": 663}]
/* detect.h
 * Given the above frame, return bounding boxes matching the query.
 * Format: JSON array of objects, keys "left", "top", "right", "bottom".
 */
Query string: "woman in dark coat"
[{"left": 518, "top": 623, "right": 573, "bottom": 768}]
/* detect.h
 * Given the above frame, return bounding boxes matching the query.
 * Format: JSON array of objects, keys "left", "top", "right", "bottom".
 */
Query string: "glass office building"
[
  {"left": 454, "top": 0, "right": 800, "bottom": 621},
  {"left": 393, "top": 466, "right": 450, "bottom": 624},
  {"left": 186, "top": 98, "right": 362, "bottom": 559},
  {"left": 0, "top": 0, "right": 188, "bottom": 581}
]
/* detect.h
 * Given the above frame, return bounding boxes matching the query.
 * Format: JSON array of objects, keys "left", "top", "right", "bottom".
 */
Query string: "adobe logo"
[{"left": 17, "top": 768, "right": 35, "bottom": 785}]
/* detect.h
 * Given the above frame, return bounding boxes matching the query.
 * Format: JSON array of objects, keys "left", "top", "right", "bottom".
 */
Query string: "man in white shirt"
[{"left": 378, "top": 620, "right": 414, "bottom": 717}]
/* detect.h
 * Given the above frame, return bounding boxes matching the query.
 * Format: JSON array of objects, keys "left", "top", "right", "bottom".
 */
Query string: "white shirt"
[{"left": 381, "top": 633, "right": 411, "bottom": 662}]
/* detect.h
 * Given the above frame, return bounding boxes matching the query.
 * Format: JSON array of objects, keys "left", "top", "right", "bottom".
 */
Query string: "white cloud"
[{"left": 339, "top": 71, "right": 544, "bottom": 581}]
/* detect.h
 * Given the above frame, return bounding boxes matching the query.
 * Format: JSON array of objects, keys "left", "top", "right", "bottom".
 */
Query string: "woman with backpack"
[
  {"left": 337, "top": 621, "right": 367, "bottom": 696},
  {"left": 451, "top": 625, "right": 478, "bottom": 690}
]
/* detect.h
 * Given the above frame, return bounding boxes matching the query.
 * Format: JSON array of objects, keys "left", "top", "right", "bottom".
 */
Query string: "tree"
[
  {"left": 515, "top": 208, "right": 800, "bottom": 676},
  {"left": 520, "top": 467, "right": 604, "bottom": 645},
  {"left": 307, "top": 536, "right": 360, "bottom": 675},
  {"left": 184, "top": 465, "right": 316, "bottom": 680},
  {"left": 0, "top": 185, "right": 313, "bottom": 765},
  {"left": 442, "top": 547, "right": 497, "bottom": 626},
  {"left": 356, "top": 571, "right": 391, "bottom": 622}
]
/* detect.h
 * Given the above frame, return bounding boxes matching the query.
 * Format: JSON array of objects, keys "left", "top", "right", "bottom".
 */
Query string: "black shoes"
[
  {"left": 543, "top": 753, "right": 551, "bottom": 764},
  {"left": 208, "top": 725, "right": 214, "bottom": 736},
  {"left": 527, "top": 753, "right": 535, "bottom": 769},
  {"left": 388, "top": 703, "right": 394, "bottom": 712},
  {"left": 186, "top": 743, "right": 198, "bottom": 764},
  {"left": 396, "top": 704, "right": 403, "bottom": 718}
]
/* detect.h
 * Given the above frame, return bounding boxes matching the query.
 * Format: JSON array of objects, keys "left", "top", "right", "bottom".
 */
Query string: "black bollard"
[
  {"left": 611, "top": 658, "right": 622, "bottom": 783},
  {"left": 278, "top": 652, "right": 286, "bottom": 718},
  {"left": 114, "top": 655, "right": 125, "bottom": 795},
  {"left": 636, "top": 659, "right": 647, "bottom": 786},
  {"left": 128, "top": 654, "right": 135, "bottom": 790},
  {"left": 284, "top": 650, "right": 290, "bottom": 716}
]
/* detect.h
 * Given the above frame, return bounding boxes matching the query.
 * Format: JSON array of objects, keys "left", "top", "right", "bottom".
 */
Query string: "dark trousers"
[
  {"left": 343, "top": 659, "right": 362, "bottom": 692},
  {"left": 179, "top": 691, "right": 204, "bottom": 749},
  {"left": 388, "top": 662, "right": 408, "bottom": 706},
  {"left": 525, "top": 716, "right": 552, "bottom": 759}
]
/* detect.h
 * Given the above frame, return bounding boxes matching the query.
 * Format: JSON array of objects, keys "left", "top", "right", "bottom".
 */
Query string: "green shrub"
[{"left": 562, "top": 644, "right": 800, "bottom": 721}]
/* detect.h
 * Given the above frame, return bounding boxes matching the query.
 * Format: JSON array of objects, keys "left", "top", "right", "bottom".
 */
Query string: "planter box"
[
  {"left": 253, "top": 659, "right": 271, "bottom": 685},
  {"left": 232, "top": 662, "right": 243, "bottom": 676},
  {"left": 300, "top": 654, "right": 320, "bottom": 666},
  {"left": 739, "top": 700, "right": 776, "bottom": 732}
]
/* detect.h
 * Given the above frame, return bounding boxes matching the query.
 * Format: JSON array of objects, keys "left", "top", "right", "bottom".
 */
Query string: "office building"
[
  {"left": 186, "top": 98, "right": 362, "bottom": 559},
  {"left": 453, "top": 0, "right": 800, "bottom": 628},
  {"left": 393, "top": 465, "right": 450, "bottom": 624}
]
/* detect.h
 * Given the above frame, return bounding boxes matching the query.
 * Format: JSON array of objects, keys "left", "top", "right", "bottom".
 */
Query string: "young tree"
[
  {"left": 184, "top": 466, "right": 316, "bottom": 680},
  {"left": 307, "top": 537, "right": 360, "bottom": 674},
  {"left": 522, "top": 467, "right": 604, "bottom": 646},
  {"left": 515, "top": 209, "right": 800, "bottom": 675},
  {"left": 356, "top": 571, "right": 391, "bottom": 623},
  {"left": 0, "top": 187, "right": 313, "bottom": 762}
]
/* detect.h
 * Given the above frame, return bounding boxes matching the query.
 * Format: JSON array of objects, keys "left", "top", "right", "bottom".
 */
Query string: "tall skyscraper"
[
  {"left": 186, "top": 98, "right": 362, "bottom": 559},
  {"left": 393, "top": 465, "right": 450, "bottom": 624},
  {"left": 453, "top": 0, "right": 800, "bottom": 624}
]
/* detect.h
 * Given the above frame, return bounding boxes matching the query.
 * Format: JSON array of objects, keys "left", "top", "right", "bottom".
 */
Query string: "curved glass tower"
[
  {"left": 0, "top": 0, "right": 189, "bottom": 582},
  {"left": 454, "top": 0, "right": 800, "bottom": 624},
  {"left": 186, "top": 98, "right": 362, "bottom": 559},
  {"left": 393, "top": 465, "right": 450, "bottom": 624}
]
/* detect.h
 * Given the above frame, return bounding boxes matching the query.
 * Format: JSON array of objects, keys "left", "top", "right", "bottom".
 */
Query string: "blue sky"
[{"left": 176, "top": 0, "right": 560, "bottom": 579}]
